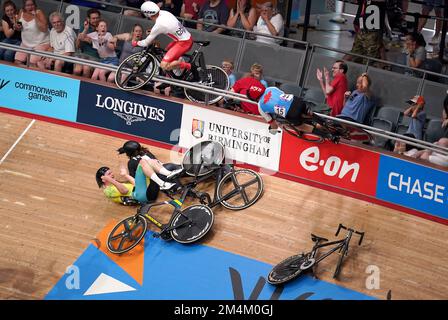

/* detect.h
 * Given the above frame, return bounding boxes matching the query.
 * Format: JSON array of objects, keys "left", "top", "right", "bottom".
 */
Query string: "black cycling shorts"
[
  {"left": 285, "top": 96, "right": 308, "bottom": 125},
  {"left": 146, "top": 180, "right": 160, "bottom": 203}
]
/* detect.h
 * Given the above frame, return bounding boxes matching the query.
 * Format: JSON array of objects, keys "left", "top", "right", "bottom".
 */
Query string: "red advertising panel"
[{"left": 279, "top": 133, "right": 380, "bottom": 196}]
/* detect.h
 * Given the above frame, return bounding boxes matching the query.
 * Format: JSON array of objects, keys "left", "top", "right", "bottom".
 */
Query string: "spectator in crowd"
[
  {"left": 14, "top": 0, "right": 50, "bottom": 68},
  {"left": 345, "top": 0, "right": 386, "bottom": 64},
  {"left": 73, "top": 8, "right": 101, "bottom": 78},
  {"left": 0, "top": 1, "right": 21, "bottom": 62},
  {"left": 230, "top": 73, "right": 265, "bottom": 115},
  {"left": 393, "top": 133, "right": 420, "bottom": 157},
  {"left": 221, "top": 59, "right": 236, "bottom": 87},
  {"left": 401, "top": 0, "right": 409, "bottom": 29},
  {"left": 403, "top": 95, "right": 426, "bottom": 140},
  {"left": 122, "top": 0, "right": 145, "bottom": 17},
  {"left": 412, "top": 137, "right": 448, "bottom": 167},
  {"left": 181, "top": 0, "right": 203, "bottom": 28},
  {"left": 247, "top": 62, "right": 268, "bottom": 87},
  {"left": 316, "top": 60, "right": 348, "bottom": 117},
  {"left": 227, "top": 0, "right": 257, "bottom": 38},
  {"left": 443, "top": 94, "right": 448, "bottom": 129},
  {"left": 158, "top": 0, "right": 183, "bottom": 16},
  {"left": 37, "top": 12, "right": 76, "bottom": 72},
  {"left": 154, "top": 81, "right": 172, "bottom": 96},
  {"left": 404, "top": 32, "right": 427, "bottom": 70},
  {"left": 197, "top": 0, "right": 229, "bottom": 34},
  {"left": 418, "top": 0, "right": 444, "bottom": 45},
  {"left": 107, "top": 23, "right": 145, "bottom": 83},
  {"left": 253, "top": 1, "right": 283, "bottom": 45},
  {"left": 79, "top": 19, "right": 119, "bottom": 82},
  {"left": 338, "top": 73, "right": 375, "bottom": 124},
  {"left": 217, "top": 59, "right": 236, "bottom": 108}
]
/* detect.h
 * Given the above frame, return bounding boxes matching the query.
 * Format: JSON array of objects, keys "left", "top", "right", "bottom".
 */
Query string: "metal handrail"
[
  {"left": 316, "top": 113, "right": 448, "bottom": 156},
  {"left": 0, "top": 41, "right": 251, "bottom": 101}
]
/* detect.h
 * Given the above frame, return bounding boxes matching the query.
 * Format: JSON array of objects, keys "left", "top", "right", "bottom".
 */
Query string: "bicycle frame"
[
  {"left": 182, "top": 160, "right": 236, "bottom": 209},
  {"left": 141, "top": 43, "right": 207, "bottom": 79},
  {"left": 306, "top": 232, "right": 353, "bottom": 266},
  {"left": 137, "top": 185, "right": 192, "bottom": 233}
]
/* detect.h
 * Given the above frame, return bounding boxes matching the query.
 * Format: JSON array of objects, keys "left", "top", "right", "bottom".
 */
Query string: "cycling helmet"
[
  {"left": 96, "top": 166, "right": 110, "bottom": 188},
  {"left": 141, "top": 1, "right": 160, "bottom": 18},
  {"left": 246, "top": 84, "right": 265, "bottom": 101},
  {"left": 117, "top": 140, "right": 142, "bottom": 157}
]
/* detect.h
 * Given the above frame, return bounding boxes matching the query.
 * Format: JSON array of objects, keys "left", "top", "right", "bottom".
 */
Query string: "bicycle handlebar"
[{"left": 335, "top": 223, "right": 365, "bottom": 246}]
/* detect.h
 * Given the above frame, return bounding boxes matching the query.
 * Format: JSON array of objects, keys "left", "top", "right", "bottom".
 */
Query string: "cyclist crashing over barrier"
[
  {"left": 133, "top": 1, "right": 193, "bottom": 73},
  {"left": 114, "top": 2, "right": 229, "bottom": 104},
  {"left": 247, "top": 86, "right": 372, "bottom": 144}
]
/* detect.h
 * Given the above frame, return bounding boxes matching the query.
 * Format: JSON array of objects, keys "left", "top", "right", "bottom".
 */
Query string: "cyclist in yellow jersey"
[{"left": 96, "top": 166, "right": 136, "bottom": 205}]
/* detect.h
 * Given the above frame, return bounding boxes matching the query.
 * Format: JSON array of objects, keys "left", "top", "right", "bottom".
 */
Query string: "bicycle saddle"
[
  {"left": 194, "top": 41, "right": 210, "bottom": 47},
  {"left": 311, "top": 234, "right": 329, "bottom": 243}
]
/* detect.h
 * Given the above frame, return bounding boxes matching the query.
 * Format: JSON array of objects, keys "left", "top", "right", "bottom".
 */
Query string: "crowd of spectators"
[{"left": 0, "top": 0, "right": 447, "bottom": 167}]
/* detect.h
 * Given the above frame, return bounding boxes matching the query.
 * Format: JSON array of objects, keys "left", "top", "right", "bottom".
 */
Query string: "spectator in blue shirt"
[
  {"left": 403, "top": 95, "right": 426, "bottom": 140},
  {"left": 338, "top": 73, "right": 375, "bottom": 124},
  {"left": 221, "top": 59, "right": 236, "bottom": 87}
]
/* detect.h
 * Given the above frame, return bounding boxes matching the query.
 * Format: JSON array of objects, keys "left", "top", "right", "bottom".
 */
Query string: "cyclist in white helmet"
[{"left": 134, "top": 1, "right": 193, "bottom": 72}]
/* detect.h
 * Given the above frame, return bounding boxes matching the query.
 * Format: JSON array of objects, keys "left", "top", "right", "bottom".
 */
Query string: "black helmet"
[
  {"left": 95, "top": 166, "right": 110, "bottom": 188},
  {"left": 117, "top": 140, "right": 142, "bottom": 157}
]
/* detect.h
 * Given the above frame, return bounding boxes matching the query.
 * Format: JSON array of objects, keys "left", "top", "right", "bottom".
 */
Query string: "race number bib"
[
  {"left": 279, "top": 94, "right": 293, "bottom": 102},
  {"left": 274, "top": 105, "right": 286, "bottom": 117},
  {"left": 176, "top": 23, "right": 187, "bottom": 36}
]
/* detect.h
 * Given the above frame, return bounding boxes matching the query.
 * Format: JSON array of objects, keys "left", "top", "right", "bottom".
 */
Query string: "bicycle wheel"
[
  {"left": 267, "top": 254, "right": 308, "bottom": 285},
  {"left": 107, "top": 215, "right": 148, "bottom": 254},
  {"left": 184, "top": 65, "right": 229, "bottom": 104},
  {"left": 115, "top": 52, "right": 158, "bottom": 91},
  {"left": 216, "top": 169, "right": 264, "bottom": 210},
  {"left": 170, "top": 204, "right": 214, "bottom": 244},
  {"left": 283, "top": 124, "right": 324, "bottom": 143}
]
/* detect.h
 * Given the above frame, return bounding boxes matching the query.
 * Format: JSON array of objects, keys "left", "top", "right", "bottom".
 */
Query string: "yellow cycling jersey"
[{"left": 103, "top": 183, "right": 134, "bottom": 204}]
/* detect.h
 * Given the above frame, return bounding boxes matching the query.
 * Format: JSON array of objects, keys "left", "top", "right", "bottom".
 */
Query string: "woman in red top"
[{"left": 316, "top": 60, "right": 348, "bottom": 117}]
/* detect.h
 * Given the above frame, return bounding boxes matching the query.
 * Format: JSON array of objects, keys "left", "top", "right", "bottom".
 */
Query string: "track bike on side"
[
  {"left": 276, "top": 112, "right": 373, "bottom": 144},
  {"left": 267, "top": 224, "right": 365, "bottom": 285},
  {"left": 114, "top": 41, "right": 229, "bottom": 104}
]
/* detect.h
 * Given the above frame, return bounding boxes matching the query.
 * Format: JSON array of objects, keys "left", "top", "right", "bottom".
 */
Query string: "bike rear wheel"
[
  {"left": 170, "top": 204, "right": 214, "bottom": 243},
  {"left": 184, "top": 65, "right": 229, "bottom": 104},
  {"left": 107, "top": 215, "right": 148, "bottom": 254},
  {"left": 283, "top": 124, "right": 324, "bottom": 143},
  {"left": 115, "top": 52, "right": 158, "bottom": 91},
  {"left": 216, "top": 169, "right": 264, "bottom": 210},
  {"left": 267, "top": 254, "right": 308, "bottom": 285}
]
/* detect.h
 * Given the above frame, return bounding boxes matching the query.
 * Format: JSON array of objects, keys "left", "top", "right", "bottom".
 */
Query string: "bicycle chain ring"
[{"left": 300, "top": 258, "right": 316, "bottom": 270}]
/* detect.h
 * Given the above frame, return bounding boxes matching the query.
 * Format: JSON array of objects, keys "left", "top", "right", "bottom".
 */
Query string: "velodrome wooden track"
[{"left": 0, "top": 111, "right": 447, "bottom": 300}]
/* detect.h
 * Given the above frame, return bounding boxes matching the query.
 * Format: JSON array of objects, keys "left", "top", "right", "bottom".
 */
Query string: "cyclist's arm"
[
  {"left": 103, "top": 176, "right": 131, "bottom": 195},
  {"left": 258, "top": 102, "right": 273, "bottom": 123},
  {"left": 137, "top": 26, "right": 161, "bottom": 47}
]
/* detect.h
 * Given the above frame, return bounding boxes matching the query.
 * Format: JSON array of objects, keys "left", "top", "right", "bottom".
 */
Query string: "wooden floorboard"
[{"left": 0, "top": 113, "right": 447, "bottom": 300}]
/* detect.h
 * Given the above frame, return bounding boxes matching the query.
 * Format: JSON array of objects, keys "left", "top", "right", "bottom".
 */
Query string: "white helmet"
[{"left": 141, "top": 1, "right": 160, "bottom": 18}]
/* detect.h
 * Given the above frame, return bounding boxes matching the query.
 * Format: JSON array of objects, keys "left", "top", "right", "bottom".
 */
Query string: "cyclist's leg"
[
  {"left": 132, "top": 165, "right": 149, "bottom": 203},
  {"left": 142, "top": 157, "right": 182, "bottom": 179},
  {"left": 139, "top": 158, "right": 176, "bottom": 190},
  {"left": 160, "top": 38, "right": 193, "bottom": 71},
  {"left": 285, "top": 96, "right": 317, "bottom": 134},
  {"left": 145, "top": 178, "right": 160, "bottom": 202}
]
